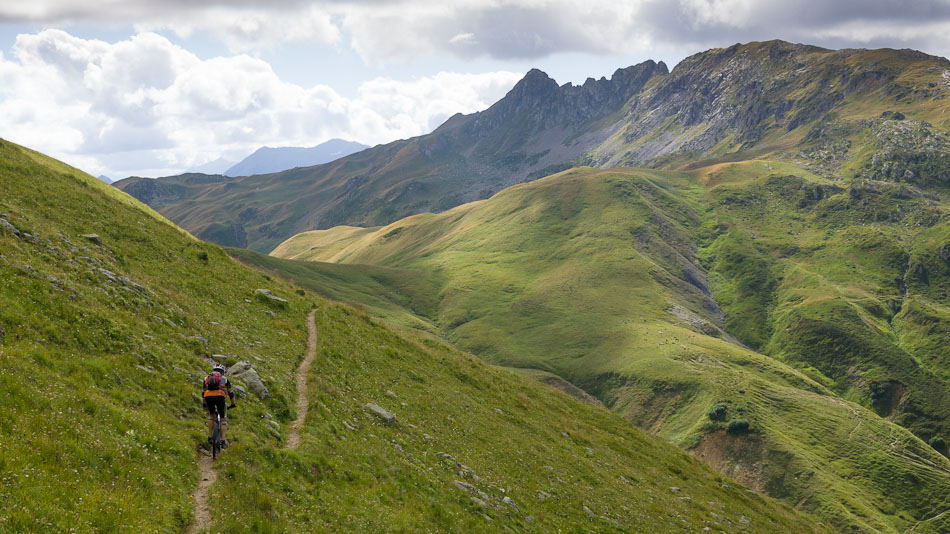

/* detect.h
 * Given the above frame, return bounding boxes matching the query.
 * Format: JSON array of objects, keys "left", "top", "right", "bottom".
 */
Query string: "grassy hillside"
[
  {"left": 0, "top": 140, "right": 835, "bottom": 531},
  {"left": 0, "top": 139, "right": 311, "bottom": 531},
  {"left": 268, "top": 166, "right": 950, "bottom": 533},
  {"left": 700, "top": 167, "right": 950, "bottom": 439}
]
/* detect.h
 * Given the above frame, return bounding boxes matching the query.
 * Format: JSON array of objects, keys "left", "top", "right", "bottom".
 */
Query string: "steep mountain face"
[
  {"left": 224, "top": 138, "right": 369, "bottom": 177},
  {"left": 589, "top": 42, "right": 950, "bottom": 168},
  {"left": 1, "top": 139, "right": 833, "bottom": 533},
  {"left": 263, "top": 165, "right": 950, "bottom": 533},
  {"left": 115, "top": 40, "right": 950, "bottom": 252},
  {"left": 113, "top": 60, "right": 667, "bottom": 252}
]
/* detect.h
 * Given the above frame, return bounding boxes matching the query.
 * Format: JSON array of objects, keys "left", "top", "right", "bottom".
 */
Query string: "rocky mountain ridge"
[{"left": 115, "top": 40, "right": 950, "bottom": 251}]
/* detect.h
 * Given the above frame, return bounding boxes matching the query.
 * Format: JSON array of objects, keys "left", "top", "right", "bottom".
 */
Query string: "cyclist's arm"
[{"left": 226, "top": 378, "right": 235, "bottom": 404}]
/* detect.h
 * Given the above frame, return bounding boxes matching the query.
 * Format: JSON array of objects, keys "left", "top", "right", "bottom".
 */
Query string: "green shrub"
[
  {"left": 708, "top": 403, "right": 728, "bottom": 421},
  {"left": 727, "top": 419, "right": 751, "bottom": 435},
  {"left": 930, "top": 436, "right": 947, "bottom": 456},
  {"left": 869, "top": 381, "right": 892, "bottom": 401}
]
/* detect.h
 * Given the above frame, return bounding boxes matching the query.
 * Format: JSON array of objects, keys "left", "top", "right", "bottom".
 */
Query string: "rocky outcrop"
[
  {"left": 254, "top": 289, "right": 288, "bottom": 308},
  {"left": 229, "top": 361, "right": 269, "bottom": 399}
]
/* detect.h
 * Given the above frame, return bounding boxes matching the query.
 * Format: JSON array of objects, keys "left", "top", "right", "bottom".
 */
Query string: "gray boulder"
[
  {"left": 0, "top": 218, "right": 20, "bottom": 238},
  {"left": 254, "top": 289, "right": 288, "bottom": 308},
  {"left": 363, "top": 403, "right": 396, "bottom": 423},
  {"left": 97, "top": 268, "right": 119, "bottom": 283},
  {"left": 118, "top": 276, "right": 146, "bottom": 293},
  {"left": 229, "top": 361, "right": 270, "bottom": 399},
  {"left": 81, "top": 233, "right": 102, "bottom": 245}
]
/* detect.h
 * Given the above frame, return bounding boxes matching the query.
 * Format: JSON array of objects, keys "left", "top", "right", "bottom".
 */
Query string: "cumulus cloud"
[
  {"left": 4, "top": 1, "right": 950, "bottom": 61},
  {"left": 1, "top": 1, "right": 341, "bottom": 50},
  {"left": 0, "top": 29, "right": 521, "bottom": 177},
  {"left": 4, "top": 2, "right": 950, "bottom": 178}
]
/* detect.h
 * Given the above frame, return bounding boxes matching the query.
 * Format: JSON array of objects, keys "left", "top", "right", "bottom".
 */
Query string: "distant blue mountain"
[
  {"left": 224, "top": 139, "right": 368, "bottom": 177},
  {"left": 97, "top": 175, "right": 113, "bottom": 184},
  {"left": 189, "top": 157, "right": 235, "bottom": 175}
]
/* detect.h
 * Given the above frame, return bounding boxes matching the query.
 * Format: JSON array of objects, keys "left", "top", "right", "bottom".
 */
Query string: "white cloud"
[
  {"left": 0, "top": 29, "right": 521, "bottom": 178},
  {"left": 3, "top": 2, "right": 950, "bottom": 178},
  {"left": 135, "top": 5, "right": 342, "bottom": 51},
  {"left": 3, "top": 1, "right": 950, "bottom": 62},
  {"left": 448, "top": 33, "right": 478, "bottom": 46}
]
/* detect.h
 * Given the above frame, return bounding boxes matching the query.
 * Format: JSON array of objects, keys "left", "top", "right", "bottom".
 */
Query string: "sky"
[{"left": 1, "top": 1, "right": 950, "bottom": 179}]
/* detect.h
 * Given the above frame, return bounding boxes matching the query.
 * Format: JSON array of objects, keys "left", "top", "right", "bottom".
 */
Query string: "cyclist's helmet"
[{"left": 213, "top": 363, "right": 226, "bottom": 374}]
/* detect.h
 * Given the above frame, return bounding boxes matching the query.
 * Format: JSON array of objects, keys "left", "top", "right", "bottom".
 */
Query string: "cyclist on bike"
[{"left": 202, "top": 363, "right": 235, "bottom": 448}]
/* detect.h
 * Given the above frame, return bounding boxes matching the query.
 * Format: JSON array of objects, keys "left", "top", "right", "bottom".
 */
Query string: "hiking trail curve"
[
  {"left": 185, "top": 309, "right": 316, "bottom": 532},
  {"left": 287, "top": 309, "right": 317, "bottom": 450}
]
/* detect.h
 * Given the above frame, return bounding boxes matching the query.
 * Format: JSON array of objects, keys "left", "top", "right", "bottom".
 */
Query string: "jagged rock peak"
[
  {"left": 464, "top": 59, "right": 669, "bottom": 133},
  {"left": 507, "top": 68, "right": 560, "bottom": 101}
]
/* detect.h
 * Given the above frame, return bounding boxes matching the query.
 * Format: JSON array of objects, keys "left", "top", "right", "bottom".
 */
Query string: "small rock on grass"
[
  {"left": 0, "top": 218, "right": 20, "bottom": 238},
  {"left": 454, "top": 480, "right": 491, "bottom": 501},
  {"left": 254, "top": 289, "right": 288, "bottom": 308},
  {"left": 81, "top": 233, "right": 102, "bottom": 245},
  {"left": 364, "top": 403, "right": 396, "bottom": 423},
  {"left": 437, "top": 452, "right": 461, "bottom": 468}
]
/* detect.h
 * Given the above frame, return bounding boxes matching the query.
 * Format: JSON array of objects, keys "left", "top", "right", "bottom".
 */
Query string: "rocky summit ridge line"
[{"left": 115, "top": 39, "right": 950, "bottom": 254}]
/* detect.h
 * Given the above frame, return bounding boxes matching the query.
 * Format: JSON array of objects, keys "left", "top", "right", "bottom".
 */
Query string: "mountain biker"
[{"left": 202, "top": 363, "right": 235, "bottom": 448}]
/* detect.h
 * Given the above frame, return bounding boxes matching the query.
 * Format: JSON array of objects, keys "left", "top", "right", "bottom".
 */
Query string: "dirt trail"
[
  {"left": 185, "top": 310, "right": 315, "bottom": 532},
  {"left": 287, "top": 310, "right": 317, "bottom": 450},
  {"left": 185, "top": 451, "right": 217, "bottom": 534}
]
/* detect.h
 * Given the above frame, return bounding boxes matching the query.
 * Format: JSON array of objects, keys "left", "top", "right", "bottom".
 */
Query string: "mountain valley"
[{"left": 6, "top": 37, "right": 950, "bottom": 533}]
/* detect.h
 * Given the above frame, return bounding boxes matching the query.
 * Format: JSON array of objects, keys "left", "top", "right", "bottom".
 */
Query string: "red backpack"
[{"left": 204, "top": 371, "right": 223, "bottom": 391}]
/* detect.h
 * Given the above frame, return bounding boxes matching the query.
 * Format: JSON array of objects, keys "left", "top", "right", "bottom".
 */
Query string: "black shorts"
[{"left": 206, "top": 395, "right": 227, "bottom": 419}]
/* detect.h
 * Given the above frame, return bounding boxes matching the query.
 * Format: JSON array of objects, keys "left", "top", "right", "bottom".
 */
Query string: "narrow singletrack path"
[
  {"left": 185, "top": 310, "right": 315, "bottom": 532},
  {"left": 287, "top": 309, "right": 317, "bottom": 450},
  {"left": 185, "top": 451, "right": 217, "bottom": 534}
]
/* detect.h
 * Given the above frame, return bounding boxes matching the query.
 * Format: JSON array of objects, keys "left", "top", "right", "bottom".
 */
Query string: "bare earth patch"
[
  {"left": 185, "top": 451, "right": 217, "bottom": 534},
  {"left": 287, "top": 310, "right": 317, "bottom": 450}
]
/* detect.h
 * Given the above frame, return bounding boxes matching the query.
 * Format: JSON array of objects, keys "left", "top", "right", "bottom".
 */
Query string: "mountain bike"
[{"left": 210, "top": 404, "right": 236, "bottom": 459}]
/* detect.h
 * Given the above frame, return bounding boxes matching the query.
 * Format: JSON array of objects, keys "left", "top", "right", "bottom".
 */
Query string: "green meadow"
[
  {"left": 0, "top": 139, "right": 836, "bottom": 532},
  {"left": 267, "top": 164, "right": 950, "bottom": 533}
]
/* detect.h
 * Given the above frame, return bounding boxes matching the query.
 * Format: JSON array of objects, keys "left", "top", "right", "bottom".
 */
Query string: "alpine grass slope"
[
  {"left": 265, "top": 163, "right": 950, "bottom": 533},
  {"left": 0, "top": 140, "right": 830, "bottom": 531}
]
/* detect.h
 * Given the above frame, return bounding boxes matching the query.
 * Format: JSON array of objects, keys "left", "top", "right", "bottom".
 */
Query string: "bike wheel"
[{"left": 211, "top": 422, "right": 221, "bottom": 459}]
